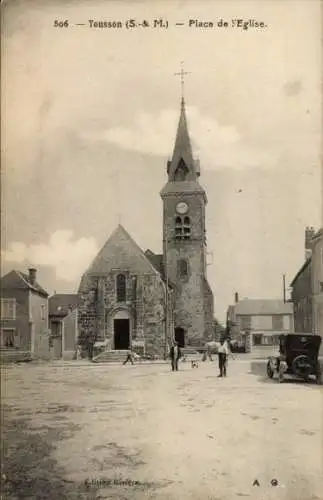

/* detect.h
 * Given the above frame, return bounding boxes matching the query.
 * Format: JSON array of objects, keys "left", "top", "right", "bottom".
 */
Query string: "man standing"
[
  {"left": 170, "top": 341, "right": 181, "bottom": 371},
  {"left": 217, "top": 338, "right": 231, "bottom": 377}
]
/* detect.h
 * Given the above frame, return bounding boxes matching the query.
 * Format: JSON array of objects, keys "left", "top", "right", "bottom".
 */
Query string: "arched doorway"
[
  {"left": 174, "top": 327, "right": 185, "bottom": 348},
  {"left": 113, "top": 309, "right": 130, "bottom": 350}
]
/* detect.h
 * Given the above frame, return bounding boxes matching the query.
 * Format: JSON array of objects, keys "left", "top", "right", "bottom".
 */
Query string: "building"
[
  {"left": 78, "top": 225, "right": 174, "bottom": 357},
  {"left": 290, "top": 258, "right": 312, "bottom": 333},
  {"left": 311, "top": 229, "right": 323, "bottom": 342},
  {"left": 0, "top": 268, "right": 50, "bottom": 360},
  {"left": 290, "top": 226, "right": 323, "bottom": 342},
  {"left": 49, "top": 294, "right": 79, "bottom": 360},
  {"left": 78, "top": 98, "right": 215, "bottom": 356},
  {"left": 227, "top": 295, "right": 294, "bottom": 352},
  {"left": 161, "top": 98, "right": 214, "bottom": 346}
]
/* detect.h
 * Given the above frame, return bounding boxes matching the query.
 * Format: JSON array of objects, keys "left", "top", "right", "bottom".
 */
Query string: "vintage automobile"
[{"left": 266, "top": 334, "right": 322, "bottom": 384}]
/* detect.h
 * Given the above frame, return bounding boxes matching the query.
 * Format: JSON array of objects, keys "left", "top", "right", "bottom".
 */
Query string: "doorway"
[
  {"left": 174, "top": 327, "right": 185, "bottom": 348},
  {"left": 114, "top": 319, "right": 130, "bottom": 350},
  {"left": 253, "top": 334, "right": 263, "bottom": 346}
]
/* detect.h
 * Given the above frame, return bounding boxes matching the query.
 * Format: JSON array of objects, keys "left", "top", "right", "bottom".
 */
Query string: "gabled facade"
[
  {"left": 160, "top": 98, "right": 214, "bottom": 347},
  {"left": 77, "top": 225, "right": 174, "bottom": 357},
  {"left": 0, "top": 268, "right": 50, "bottom": 360}
]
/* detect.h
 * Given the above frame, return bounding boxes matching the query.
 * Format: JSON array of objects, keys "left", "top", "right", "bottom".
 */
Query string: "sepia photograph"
[{"left": 1, "top": 0, "right": 322, "bottom": 498}]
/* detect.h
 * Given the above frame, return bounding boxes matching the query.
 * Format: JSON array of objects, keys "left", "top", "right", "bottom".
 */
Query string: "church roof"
[
  {"left": 167, "top": 98, "right": 200, "bottom": 181},
  {"left": 144, "top": 250, "right": 164, "bottom": 275},
  {"left": 83, "top": 225, "right": 162, "bottom": 277},
  {"left": 234, "top": 299, "right": 293, "bottom": 316}
]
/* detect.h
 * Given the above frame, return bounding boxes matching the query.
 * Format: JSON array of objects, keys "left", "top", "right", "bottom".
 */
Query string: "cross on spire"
[{"left": 174, "top": 61, "right": 191, "bottom": 99}]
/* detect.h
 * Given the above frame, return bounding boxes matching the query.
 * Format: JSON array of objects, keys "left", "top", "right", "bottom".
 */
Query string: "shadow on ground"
[
  {"left": 2, "top": 415, "right": 97, "bottom": 500},
  {"left": 249, "top": 360, "right": 322, "bottom": 388}
]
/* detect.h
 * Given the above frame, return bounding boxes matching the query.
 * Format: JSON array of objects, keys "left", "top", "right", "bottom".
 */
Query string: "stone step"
[
  {"left": 181, "top": 347, "right": 201, "bottom": 356},
  {"left": 0, "top": 349, "right": 33, "bottom": 364},
  {"left": 92, "top": 350, "right": 131, "bottom": 363}
]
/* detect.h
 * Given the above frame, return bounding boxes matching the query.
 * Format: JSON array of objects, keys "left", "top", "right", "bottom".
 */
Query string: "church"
[{"left": 77, "top": 97, "right": 215, "bottom": 356}]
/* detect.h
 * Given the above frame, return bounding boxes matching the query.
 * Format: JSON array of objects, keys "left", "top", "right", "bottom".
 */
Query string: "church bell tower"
[{"left": 160, "top": 97, "right": 214, "bottom": 347}]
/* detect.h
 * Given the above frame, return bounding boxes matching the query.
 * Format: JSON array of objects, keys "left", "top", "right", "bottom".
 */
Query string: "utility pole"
[{"left": 283, "top": 274, "right": 286, "bottom": 303}]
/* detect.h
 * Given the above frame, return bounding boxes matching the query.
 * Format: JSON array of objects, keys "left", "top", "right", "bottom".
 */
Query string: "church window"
[
  {"left": 174, "top": 159, "right": 189, "bottom": 181},
  {"left": 174, "top": 215, "right": 191, "bottom": 240},
  {"left": 116, "top": 273, "right": 126, "bottom": 302},
  {"left": 178, "top": 259, "right": 189, "bottom": 278}
]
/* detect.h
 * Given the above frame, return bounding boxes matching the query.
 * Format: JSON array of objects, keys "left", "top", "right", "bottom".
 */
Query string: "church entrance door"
[
  {"left": 174, "top": 327, "right": 185, "bottom": 348},
  {"left": 114, "top": 319, "right": 130, "bottom": 350}
]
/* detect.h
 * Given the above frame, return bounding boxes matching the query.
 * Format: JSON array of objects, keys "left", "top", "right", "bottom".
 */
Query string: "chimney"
[
  {"left": 305, "top": 226, "right": 315, "bottom": 259},
  {"left": 234, "top": 292, "right": 239, "bottom": 304},
  {"left": 28, "top": 268, "right": 37, "bottom": 285}
]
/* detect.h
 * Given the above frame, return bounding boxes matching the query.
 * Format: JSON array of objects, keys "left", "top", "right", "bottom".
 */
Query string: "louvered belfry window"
[
  {"left": 174, "top": 159, "right": 189, "bottom": 181},
  {"left": 175, "top": 216, "right": 191, "bottom": 240}
]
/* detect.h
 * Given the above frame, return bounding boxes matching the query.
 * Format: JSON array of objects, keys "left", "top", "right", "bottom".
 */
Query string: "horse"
[{"left": 202, "top": 341, "right": 221, "bottom": 361}]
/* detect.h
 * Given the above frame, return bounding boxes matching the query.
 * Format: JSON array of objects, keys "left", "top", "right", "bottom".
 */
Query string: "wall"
[
  {"left": 63, "top": 308, "right": 78, "bottom": 360},
  {"left": 291, "top": 260, "right": 312, "bottom": 333},
  {"left": 249, "top": 314, "right": 292, "bottom": 332},
  {"left": 78, "top": 270, "right": 169, "bottom": 356},
  {"left": 141, "top": 274, "right": 167, "bottom": 355},
  {"left": 0, "top": 289, "right": 30, "bottom": 349},
  {"left": 251, "top": 315, "right": 273, "bottom": 331},
  {"left": 311, "top": 234, "right": 323, "bottom": 337},
  {"left": 30, "top": 292, "right": 50, "bottom": 359},
  {"left": 163, "top": 192, "right": 212, "bottom": 345},
  {"left": 283, "top": 315, "right": 293, "bottom": 331},
  {"left": 311, "top": 234, "right": 323, "bottom": 356},
  {"left": 203, "top": 280, "right": 215, "bottom": 341}
]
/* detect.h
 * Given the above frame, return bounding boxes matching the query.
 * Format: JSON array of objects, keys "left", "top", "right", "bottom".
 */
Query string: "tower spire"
[{"left": 167, "top": 86, "right": 200, "bottom": 180}]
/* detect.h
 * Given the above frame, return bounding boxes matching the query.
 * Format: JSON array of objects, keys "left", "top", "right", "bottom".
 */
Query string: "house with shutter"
[
  {"left": 227, "top": 295, "right": 294, "bottom": 352},
  {"left": 0, "top": 268, "right": 50, "bottom": 361}
]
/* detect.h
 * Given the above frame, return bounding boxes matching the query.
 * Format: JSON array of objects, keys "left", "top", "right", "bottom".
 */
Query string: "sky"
[{"left": 2, "top": 0, "right": 322, "bottom": 322}]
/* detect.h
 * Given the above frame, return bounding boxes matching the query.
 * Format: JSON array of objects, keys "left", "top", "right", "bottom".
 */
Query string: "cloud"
[
  {"left": 2, "top": 230, "right": 98, "bottom": 282},
  {"left": 82, "top": 106, "right": 277, "bottom": 170}
]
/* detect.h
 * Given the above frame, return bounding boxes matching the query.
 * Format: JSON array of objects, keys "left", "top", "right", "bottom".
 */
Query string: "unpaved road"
[{"left": 2, "top": 359, "right": 323, "bottom": 499}]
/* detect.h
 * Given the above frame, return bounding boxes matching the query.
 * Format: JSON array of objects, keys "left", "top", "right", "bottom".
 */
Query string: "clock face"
[{"left": 176, "top": 202, "right": 188, "bottom": 214}]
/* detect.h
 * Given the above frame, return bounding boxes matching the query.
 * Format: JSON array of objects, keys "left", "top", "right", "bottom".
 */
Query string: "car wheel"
[{"left": 267, "top": 361, "right": 274, "bottom": 379}]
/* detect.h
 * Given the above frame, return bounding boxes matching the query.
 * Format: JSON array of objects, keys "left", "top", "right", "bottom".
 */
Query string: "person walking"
[
  {"left": 170, "top": 341, "right": 181, "bottom": 371},
  {"left": 217, "top": 338, "right": 232, "bottom": 377},
  {"left": 123, "top": 347, "right": 134, "bottom": 365}
]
